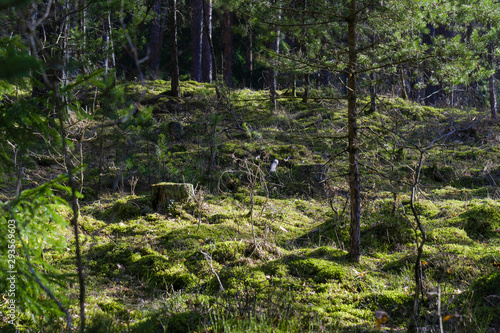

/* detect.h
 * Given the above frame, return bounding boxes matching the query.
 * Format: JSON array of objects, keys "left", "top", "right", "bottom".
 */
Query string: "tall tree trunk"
[
  {"left": 303, "top": 73, "right": 309, "bottom": 103},
  {"left": 149, "top": 0, "right": 163, "bottom": 77},
  {"left": 103, "top": 9, "right": 111, "bottom": 75},
  {"left": 369, "top": 72, "right": 377, "bottom": 113},
  {"left": 169, "top": 0, "right": 180, "bottom": 96},
  {"left": 191, "top": 0, "right": 203, "bottom": 82},
  {"left": 266, "top": 1, "right": 280, "bottom": 110},
  {"left": 489, "top": 73, "right": 497, "bottom": 120},
  {"left": 347, "top": 0, "right": 361, "bottom": 263},
  {"left": 488, "top": 25, "right": 497, "bottom": 119},
  {"left": 301, "top": 0, "right": 308, "bottom": 103},
  {"left": 223, "top": 10, "right": 234, "bottom": 88},
  {"left": 246, "top": 28, "right": 253, "bottom": 82},
  {"left": 202, "top": 0, "right": 212, "bottom": 83},
  {"left": 62, "top": 0, "right": 70, "bottom": 85}
]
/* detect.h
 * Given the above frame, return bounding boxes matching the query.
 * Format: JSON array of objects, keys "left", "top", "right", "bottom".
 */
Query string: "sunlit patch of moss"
[
  {"left": 96, "top": 298, "right": 130, "bottom": 321},
  {"left": 459, "top": 200, "right": 500, "bottom": 240},
  {"left": 327, "top": 303, "right": 371, "bottom": 326},
  {"left": 429, "top": 227, "right": 473, "bottom": 245},
  {"left": 210, "top": 266, "right": 269, "bottom": 295},
  {"left": 308, "top": 246, "right": 348, "bottom": 260},
  {"left": 284, "top": 255, "right": 347, "bottom": 283},
  {"left": 80, "top": 215, "right": 107, "bottom": 234},
  {"left": 424, "top": 246, "right": 484, "bottom": 282},
  {"left": 204, "top": 241, "right": 248, "bottom": 264},
  {"left": 96, "top": 195, "right": 151, "bottom": 222},
  {"left": 262, "top": 261, "right": 290, "bottom": 277}
]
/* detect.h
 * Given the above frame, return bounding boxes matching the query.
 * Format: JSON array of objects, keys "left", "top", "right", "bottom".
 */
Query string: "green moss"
[
  {"left": 429, "top": 227, "right": 473, "bottom": 245},
  {"left": 361, "top": 212, "right": 414, "bottom": 252},
  {"left": 98, "top": 195, "right": 150, "bottom": 222},
  {"left": 457, "top": 271, "right": 500, "bottom": 329},
  {"left": 128, "top": 254, "right": 197, "bottom": 290},
  {"left": 97, "top": 298, "right": 129, "bottom": 320},
  {"left": 80, "top": 215, "right": 107, "bottom": 233},
  {"left": 262, "top": 261, "right": 290, "bottom": 277},
  {"left": 207, "top": 213, "right": 232, "bottom": 224},
  {"left": 460, "top": 200, "right": 500, "bottom": 239},
  {"left": 208, "top": 241, "right": 248, "bottom": 263},
  {"left": 212, "top": 266, "right": 269, "bottom": 294},
  {"left": 285, "top": 256, "right": 347, "bottom": 283},
  {"left": 364, "top": 290, "right": 412, "bottom": 323},
  {"left": 422, "top": 163, "right": 455, "bottom": 182}
]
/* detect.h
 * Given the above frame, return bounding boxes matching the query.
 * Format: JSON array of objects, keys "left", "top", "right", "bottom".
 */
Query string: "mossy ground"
[{"left": 4, "top": 80, "right": 499, "bottom": 332}]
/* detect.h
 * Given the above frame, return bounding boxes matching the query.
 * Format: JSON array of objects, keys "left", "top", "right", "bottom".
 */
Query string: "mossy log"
[{"left": 151, "top": 182, "right": 194, "bottom": 211}]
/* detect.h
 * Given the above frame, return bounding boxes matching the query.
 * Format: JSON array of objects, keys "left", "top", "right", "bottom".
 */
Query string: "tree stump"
[{"left": 151, "top": 182, "right": 194, "bottom": 211}]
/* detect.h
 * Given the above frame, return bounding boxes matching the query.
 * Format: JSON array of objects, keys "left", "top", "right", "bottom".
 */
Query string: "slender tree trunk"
[
  {"left": 301, "top": 0, "right": 308, "bottom": 103},
  {"left": 246, "top": 28, "right": 253, "bottom": 82},
  {"left": 488, "top": 29, "right": 497, "bottom": 119},
  {"left": 303, "top": 73, "right": 309, "bottom": 103},
  {"left": 266, "top": 1, "right": 280, "bottom": 110},
  {"left": 191, "top": 0, "right": 203, "bottom": 82},
  {"left": 490, "top": 74, "right": 497, "bottom": 120},
  {"left": 149, "top": 0, "right": 163, "bottom": 77},
  {"left": 62, "top": 0, "right": 70, "bottom": 85},
  {"left": 103, "top": 9, "right": 111, "bottom": 75},
  {"left": 169, "top": 0, "right": 180, "bottom": 96},
  {"left": 222, "top": 10, "right": 234, "bottom": 88},
  {"left": 370, "top": 72, "right": 377, "bottom": 113},
  {"left": 108, "top": 11, "right": 116, "bottom": 77},
  {"left": 202, "top": 0, "right": 212, "bottom": 83},
  {"left": 347, "top": 0, "right": 361, "bottom": 263}
]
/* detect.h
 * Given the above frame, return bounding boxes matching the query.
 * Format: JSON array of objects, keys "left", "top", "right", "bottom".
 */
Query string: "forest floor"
[{"left": 3, "top": 80, "right": 500, "bottom": 332}]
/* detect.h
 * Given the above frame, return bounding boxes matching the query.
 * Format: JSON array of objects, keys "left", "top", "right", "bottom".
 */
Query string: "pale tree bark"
[
  {"left": 265, "top": 0, "right": 280, "bottom": 110},
  {"left": 488, "top": 24, "right": 497, "bottom": 119},
  {"left": 169, "top": 0, "right": 180, "bottom": 96},
  {"left": 347, "top": 0, "right": 361, "bottom": 263},
  {"left": 191, "top": 0, "right": 203, "bottom": 82}
]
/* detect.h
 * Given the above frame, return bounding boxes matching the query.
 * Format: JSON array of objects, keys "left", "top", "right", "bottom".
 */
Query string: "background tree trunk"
[
  {"left": 347, "top": 0, "right": 361, "bottom": 263},
  {"left": 149, "top": 0, "right": 163, "bottom": 77},
  {"left": 202, "top": 0, "right": 212, "bottom": 83},
  {"left": 246, "top": 28, "right": 253, "bottom": 82},
  {"left": 265, "top": 0, "right": 280, "bottom": 110},
  {"left": 223, "top": 10, "right": 234, "bottom": 88},
  {"left": 488, "top": 24, "right": 497, "bottom": 119},
  {"left": 169, "top": 0, "right": 180, "bottom": 96},
  {"left": 191, "top": 0, "right": 203, "bottom": 82}
]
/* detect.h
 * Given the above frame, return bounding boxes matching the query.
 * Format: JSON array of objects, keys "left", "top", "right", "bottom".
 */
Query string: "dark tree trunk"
[
  {"left": 488, "top": 24, "right": 497, "bottom": 119},
  {"left": 489, "top": 73, "right": 497, "bottom": 120},
  {"left": 369, "top": 72, "right": 377, "bottom": 113},
  {"left": 347, "top": 0, "right": 361, "bottom": 263},
  {"left": 202, "top": 0, "right": 212, "bottom": 83},
  {"left": 149, "top": 0, "right": 163, "bottom": 76},
  {"left": 190, "top": 0, "right": 203, "bottom": 82},
  {"left": 222, "top": 10, "right": 234, "bottom": 88},
  {"left": 303, "top": 73, "right": 309, "bottom": 103},
  {"left": 169, "top": 0, "right": 180, "bottom": 96},
  {"left": 246, "top": 28, "right": 253, "bottom": 78}
]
